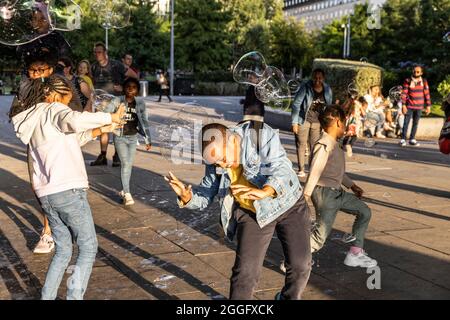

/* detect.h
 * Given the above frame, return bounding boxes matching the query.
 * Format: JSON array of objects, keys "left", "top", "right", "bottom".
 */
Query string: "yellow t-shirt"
[
  {"left": 81, "top": 75, "right": 94, "bottom": 90},
  {"left": 228, "top": 165, "right": 256, "bottom": 213}
]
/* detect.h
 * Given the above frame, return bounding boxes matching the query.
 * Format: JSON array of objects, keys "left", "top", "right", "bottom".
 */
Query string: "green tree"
[
  {"left": 269, "top": 17, "right": 313, "bottom": 74},
  {"left": 314, "top": 0, "right": 450, "bottom": 92},
  {"left": 175, "top": 0, "right": 232, "bottom": 72}
]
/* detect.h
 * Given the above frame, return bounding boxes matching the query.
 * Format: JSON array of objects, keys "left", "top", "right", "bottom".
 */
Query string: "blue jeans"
[
  {"left": 402, "top": 108, "right": 422, "bottom": 140},
  {"left": 114, "top": 135, "right": 138, "bottom": 193},
  {"left": 39, "top": 189, "right": 98, "bottom": 300},
  {"left": 365, "top": 111, "right": 385, "bottom": 133}
]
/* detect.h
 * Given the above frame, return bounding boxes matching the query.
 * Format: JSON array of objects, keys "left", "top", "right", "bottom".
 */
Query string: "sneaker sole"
[
  {"left": 344, "top": 261, "right": 378, "bottom": 268},
  {"left": 33, "top": 246, "right": 55, "bottom": 254}
]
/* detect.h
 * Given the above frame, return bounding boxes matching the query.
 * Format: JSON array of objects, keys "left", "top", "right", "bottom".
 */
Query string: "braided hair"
[
  {"left": 9, "top": 74, "right": 72, "bottom": 120},
  {"left": 318, "top": 104, "right": 346, "bottom": 130}
]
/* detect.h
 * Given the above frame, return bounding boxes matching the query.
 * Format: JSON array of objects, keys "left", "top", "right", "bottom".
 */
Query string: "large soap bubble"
[
  {"left": 157, "top": 105, "right": 211, "bottom": 165},
  {"left": 255, "top": 66, "right": 291, "bottom": 110},
  {"left": 0, "top": 0, "right": 81, "bottom": 46},
  {"left": 234, "top": 52, "right": 291, "bottom": 110},
  {"left": 233, "top": 51, "right": 267, "bottom": 86},
  {"left": 92, "top": 89, "right": 120, "bottom": 113},
  {"left": 91, "top": 0, "right": 130, "bottom": 29}
]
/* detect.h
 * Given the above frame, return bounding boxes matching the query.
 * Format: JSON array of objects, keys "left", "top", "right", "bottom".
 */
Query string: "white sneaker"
[
  {"left": 280, "top": 260, "right": 286, "bottom": 273},
  {"left": 345, "top": 144, "right": 353, "bottom": 157},
  {"left": 409, "top": 139, "right": 420, "bottom": 146},
  {"left": 121, "top": 191, "right": 135, "bottom": 206},
  {"left": 400, "top": 139, "right": 407, "bottom": 147},
  {"left": 344, "top": 250, "right": 378, "bottom": 268},
  {"left": 33, "top": 234, "right": 55, "bottom": 254},
  {"left": 297, "top": 171, "right": 306, "bottom": 178},
  {"left": 375, "top": 132, "right": 386, "bottom": 138}
]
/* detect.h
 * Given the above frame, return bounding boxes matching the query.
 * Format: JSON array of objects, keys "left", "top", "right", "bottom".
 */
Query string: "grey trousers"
[
  {"left": 310, "top": 186, "right": 372, "bottom": 252},
  {"left": 295, "top": 121, "right": 322, "bottom": 172},
  {"left": 230, "top": 198, "right": 312, "bottom": 300}
]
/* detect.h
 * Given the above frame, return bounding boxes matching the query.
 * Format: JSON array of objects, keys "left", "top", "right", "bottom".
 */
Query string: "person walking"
[
  {"left": 291, "top": 69, "right": 333, "bottom": 178},
  {"left": 400, "top": 65, "right": 432, "bottom": 147},
  {"left": 156, "top": 70, "right": 172, "bottom": 103},
  {"left": 90, "top": 42, "right": 138, "bottom": 167}
]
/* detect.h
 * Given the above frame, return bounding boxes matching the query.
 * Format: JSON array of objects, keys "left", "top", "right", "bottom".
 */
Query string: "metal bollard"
[{"left": 139, "top": 80, "right": 148, "bottom": 97}]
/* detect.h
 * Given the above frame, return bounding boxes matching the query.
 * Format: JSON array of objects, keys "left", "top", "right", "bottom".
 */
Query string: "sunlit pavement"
[{"left": 0, "top": 95, "right": 449, "bottom": 300}]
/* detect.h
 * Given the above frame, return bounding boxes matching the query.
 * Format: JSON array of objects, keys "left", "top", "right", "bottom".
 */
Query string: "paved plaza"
[{"left": 0, "top": 95, "right": 449, "bottom": 300}]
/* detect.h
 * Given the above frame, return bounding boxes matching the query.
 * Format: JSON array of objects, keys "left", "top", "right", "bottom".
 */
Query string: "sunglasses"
[{"left": 28, "top": 67, "right": 51, "bottom": 75}]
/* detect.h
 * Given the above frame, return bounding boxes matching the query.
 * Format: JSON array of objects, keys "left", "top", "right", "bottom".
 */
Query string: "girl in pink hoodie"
[{"left": 11, "top": 74, "right": 124, "bottom": 299}]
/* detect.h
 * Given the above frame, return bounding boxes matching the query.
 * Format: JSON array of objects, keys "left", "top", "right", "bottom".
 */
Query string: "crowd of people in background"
[{"left": 291, "top": 65, "right": 434, "bottom": 163}]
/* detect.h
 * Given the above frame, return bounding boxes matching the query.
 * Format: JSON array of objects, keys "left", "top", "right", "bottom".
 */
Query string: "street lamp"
[
  {"left": 342, "top": 15, "right": 351, "bottom": 59},
  {"left": 170, "top": 0, "right": 174, "bottom": 96}
]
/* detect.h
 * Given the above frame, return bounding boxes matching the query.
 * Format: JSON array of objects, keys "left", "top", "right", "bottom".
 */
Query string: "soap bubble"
[
  {"left": 288, "top": 79, "right": 301, "bottom": 95},
  {"left": 347, "top": 81, "right": 359, "bottom": 99},
  {"left": 389, "top": 85, "right": 403, "bottom": 101},
  {"left": 91, "top": 0, "right": 130, "bottom": 29},
  {"left": 233, "top": 51, "right": 267, "bottom": 86},
  {"left": 157, "top": 106, "right": 211, "bottom": 164},
  {"left": 360, "top": 57, "right": 368, "bottom": 63},
  {"left": 443, "top": 31, "right": 450, "bottom": 43},
  {"left": 364, "top": 138, "right": 376, "bottom": 148},
  {"left": 0, "top": 0, "right": 81, "bottom": 46},
  {"left": 92, "top": 89, "right": 119, "bottom": 113},
  {"left": 255, "top": 66, "right": 291, "bottom": 109}
]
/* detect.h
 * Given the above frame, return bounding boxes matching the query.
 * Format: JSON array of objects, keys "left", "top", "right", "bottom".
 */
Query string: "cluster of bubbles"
[
  {"left": 91, "top": 0, "right": 130, "bottom": 29},
  {"left": 389, "top": 85, "right": 403, "bottom": 102},
  {"left": 233, "top": 51, "right": 291, "bottom": 110},
  {"left": 0, "top": 0, "right": 81, "bottom": 46},
  {"left": 157, "top": 103, "right": 211, "bottom": 164}
]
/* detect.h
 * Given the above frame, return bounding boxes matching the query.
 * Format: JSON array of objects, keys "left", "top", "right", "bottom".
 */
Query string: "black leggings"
[{"left": 343, "top": 136, "right": 357, "bottom": 146}]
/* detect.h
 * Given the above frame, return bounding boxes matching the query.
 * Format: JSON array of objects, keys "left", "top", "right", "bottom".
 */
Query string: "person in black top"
[
  {"left": 90, "top": 42, "right": 138, "bottom": 167},
  {"left": 241, "top": 85, "right": 265, "bottom": 123},
  {"left": 112, "top": 78, "right": 152, "bottom": 205}
]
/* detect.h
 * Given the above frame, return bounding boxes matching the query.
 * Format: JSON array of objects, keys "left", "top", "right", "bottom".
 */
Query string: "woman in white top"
[{"left": 364, "top": 85, "right": 388, "bottom": 138}]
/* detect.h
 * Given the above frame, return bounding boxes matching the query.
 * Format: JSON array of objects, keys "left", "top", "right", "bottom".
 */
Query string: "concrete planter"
[{"left": 265, "top": 107, "right": 444, "bottom": 139}]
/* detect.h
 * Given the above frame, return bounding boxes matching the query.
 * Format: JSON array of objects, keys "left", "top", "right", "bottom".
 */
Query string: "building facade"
[
  {"left": 283, "top": 0, "right": 385, "bottom": 32},
  {"left": 151, "top": 0, "right": 170, "bottom": 16}
]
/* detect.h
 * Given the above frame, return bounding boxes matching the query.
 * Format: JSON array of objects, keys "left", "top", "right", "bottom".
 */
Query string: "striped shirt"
[{"left": 401, "top": 77, "right": 432, "bottom": 110}]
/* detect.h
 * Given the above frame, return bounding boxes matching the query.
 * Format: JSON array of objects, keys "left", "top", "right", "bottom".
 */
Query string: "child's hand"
[
  {"left": 351, "top": 184, "right": 364, "bottom": 198},
  {"left": 164, "top": 171, "right": 192, "bottom": 204},
  {"left": 230, "top": 185, "right": 274, "bottom": 200},
  {"left": 100, "top": 123, "right": 123, "bottom": 133},
  {"left": 145, "top": 143, "right": 152, "bottom": 151},
  {"left": 111, "top": 104, "right": 126, "bottom": 124},
  {"left": 402, "top": 105, "right": 408, "bottom": 115}
]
